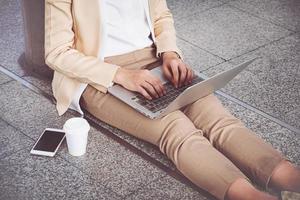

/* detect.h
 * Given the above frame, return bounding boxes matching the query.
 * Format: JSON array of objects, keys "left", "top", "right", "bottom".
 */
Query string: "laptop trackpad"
[{"left": 150, "top": 66, "right": 168, "bottom": 83}]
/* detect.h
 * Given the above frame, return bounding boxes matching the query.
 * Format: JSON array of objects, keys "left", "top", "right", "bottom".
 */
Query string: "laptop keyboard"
[{"left": 131, "top": 76, "right": 204, "bottom": 113}]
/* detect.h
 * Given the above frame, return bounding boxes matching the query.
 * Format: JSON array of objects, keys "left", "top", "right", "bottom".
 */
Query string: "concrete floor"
[{"left": 0, "top": 0, "right": 299, "bottom": 199}]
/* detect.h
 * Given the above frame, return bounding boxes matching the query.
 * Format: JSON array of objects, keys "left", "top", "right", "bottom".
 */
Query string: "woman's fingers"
[
  {"left": 184, "top": 68, "right": 191, "bottom": 85},
  {"left": 170, "top": 61, "right": 179, "bottom": 88},
  {"left": 162, "top": 64, "right": 173, "bottom": 81},
  {"left": 137, "top": 86, "right": 152, "bottom": 100},
  {"left": 135, "top": 70, "right": 166, "bottom": 99},
  {"left": 135, "top": 65, "right": 195, "bottom": 101},
  {"left": 162, "top": 55, "right": 196, "bottom": 88},
  {"left": 118, "top": 69, "right": 167, "bottom": 100},
  {"left": 178, "top": 63, "right": 187, "bottom": 87},
  {"left": 167, "top": 61, "right": 195, "bottom": 88},
  {"left": 190, "top": 68, "right": 195, "bottom": 81},
  {"left": 186, "top": 66, "right": 194, "bottom": 84},
  {"left": 148, "top": 78, "right": 165, "bottom": 97},
  {"left": 141, "top": 81, "right": 159, "bottom": 98}
]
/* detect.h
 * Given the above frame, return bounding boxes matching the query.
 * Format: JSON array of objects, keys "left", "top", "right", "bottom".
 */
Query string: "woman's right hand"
[{"left": 113, "top": 68, "right": 166, "bottom": 100}]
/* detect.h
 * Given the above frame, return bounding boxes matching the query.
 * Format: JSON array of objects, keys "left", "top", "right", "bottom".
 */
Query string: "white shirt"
[{"left": 69, "top": 0, "right": 154, "bottom": 115}]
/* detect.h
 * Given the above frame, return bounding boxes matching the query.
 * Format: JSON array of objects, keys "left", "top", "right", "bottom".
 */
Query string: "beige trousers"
[{"left": 80, "top": 46, "right": 284, "bottom": 200}]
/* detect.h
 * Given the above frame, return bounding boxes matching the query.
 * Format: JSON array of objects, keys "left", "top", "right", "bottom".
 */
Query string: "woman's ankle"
[
  {"left": 269, "top": 160, "right": 300, "bottom": 192},
  {"left": 226, "top": 178, "right": 278, "bottom": 200}
]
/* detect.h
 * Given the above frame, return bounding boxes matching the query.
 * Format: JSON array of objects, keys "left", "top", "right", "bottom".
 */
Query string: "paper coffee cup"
[{"left": 63, "top": 117, "right": 90, "bottom": 156}]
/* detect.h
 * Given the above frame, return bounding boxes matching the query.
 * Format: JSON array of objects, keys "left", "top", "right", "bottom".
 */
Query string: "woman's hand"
[
  {"left": 113, "top": 68, "right": 166, "bottom": 100},
  {"left": 162, "top": 52, "right": 194, "bottom": 88}
]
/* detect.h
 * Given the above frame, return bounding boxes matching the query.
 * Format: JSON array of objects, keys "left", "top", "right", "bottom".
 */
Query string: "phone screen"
[{"left": 33, "top": 130, "right": 65, "bottom": 152}]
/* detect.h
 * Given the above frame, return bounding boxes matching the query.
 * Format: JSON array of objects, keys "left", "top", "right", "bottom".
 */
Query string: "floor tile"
[
  {"left": 0, "top": 71, "right": 12, "bottom": 85},
  {"left": 204, "top": 34, "right": 300, "bottom": 128},
  {"left": 0, "top": 119, "right": 33, "bottom": 159},
  {"left": 167, "top": 0, "right": 224, "bottom": 21},
  {"left": 283, "top": 108, "right": 300, "bottom": 130},
  {"left": 177, "top": 38, "right": 225, "bottom": 71},
  {"left": 0, "top": 149, "right": 120, "bottom": 200},
  {"left": 126, "top": 176, "right": 209, "bottom": 200},
  {"left": 0, "top": 81, "right": 74, "bottom": 139},
  {"left": 230, "top": 0, "right": 300, "bottom": 32},
  {"left": 22, "top": 75, "right": 53, "bottom": 95},
  {"left": 176, "top": 5, "right": 291, "bottom": 60},
  {"left": 58, "top": 126, "right": 166, "bottom": 197}
]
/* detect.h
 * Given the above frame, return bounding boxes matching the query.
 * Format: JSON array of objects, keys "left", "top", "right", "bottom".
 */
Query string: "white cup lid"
[{"left": 63, "top": 117, "right": 90, "bottom": 133}]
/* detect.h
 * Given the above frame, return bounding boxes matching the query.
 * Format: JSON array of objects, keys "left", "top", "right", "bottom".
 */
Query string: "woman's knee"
[
  {"left": 157, "top": 110, "right": 203, "bottom": 163},
  {"left": 211, "top": 115, "right": 244, "bottom": 134},
  {"left": 183, "top": 94, "right": 242, "bottom": 132}
]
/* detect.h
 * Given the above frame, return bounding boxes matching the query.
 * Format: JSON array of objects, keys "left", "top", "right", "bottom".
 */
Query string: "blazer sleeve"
[
  {"left": 44, "top": 0, "right": 119, "bottom": 93},
  {"left": 153, "top": 0, "right": 183, "bottom": 59}
]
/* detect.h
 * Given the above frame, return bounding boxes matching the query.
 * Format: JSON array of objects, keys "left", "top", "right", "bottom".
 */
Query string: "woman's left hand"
[{"left": 162, "top": 52, "right": 194, "bottom": 88}]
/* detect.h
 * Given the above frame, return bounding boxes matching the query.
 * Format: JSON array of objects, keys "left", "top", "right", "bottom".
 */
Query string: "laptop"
[{"left": 108, "top": 58, "right": 257, "bottom": 119}]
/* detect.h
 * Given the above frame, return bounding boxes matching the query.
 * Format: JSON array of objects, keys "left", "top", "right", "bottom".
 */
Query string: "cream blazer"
[{"left": 45, "top": 0, "right": 182, "bottom": 116}]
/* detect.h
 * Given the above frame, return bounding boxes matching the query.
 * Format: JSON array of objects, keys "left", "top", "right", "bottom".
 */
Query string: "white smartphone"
[{"left": 30, "top": 128, "right": 66, "bottom": 157}]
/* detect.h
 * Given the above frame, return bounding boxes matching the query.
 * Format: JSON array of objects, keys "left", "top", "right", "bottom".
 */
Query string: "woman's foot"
[{"left": 226, "top": 178, "right": 278, "bottom": 200}]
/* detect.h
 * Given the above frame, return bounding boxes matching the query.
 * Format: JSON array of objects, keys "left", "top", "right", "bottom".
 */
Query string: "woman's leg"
[
  {"left": 182, "top": 94, "right": 299, "bottom": 193},
  {"left": 226, "top": 178, "right": 277, "bottom": 200},
  {"left": 81, "top": 85, "right": 251, "bottom": 200}
]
